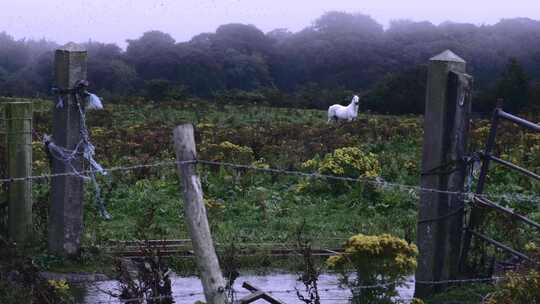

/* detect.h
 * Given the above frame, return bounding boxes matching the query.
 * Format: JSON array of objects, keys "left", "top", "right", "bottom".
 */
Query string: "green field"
[
  {"left": 20, "top": 101, "right": 423, "bottom": 244},
  {"left": 1, "top": 99, "right": 539, "bottom": 241},
  {"left": 1, "top": 99, "right": 540, "bottom": 302},
  {"left": 2, "top": 99, "right": 539, "bottom": 248}
]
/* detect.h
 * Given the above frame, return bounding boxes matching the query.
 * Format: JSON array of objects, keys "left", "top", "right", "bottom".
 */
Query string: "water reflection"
[{"left": 81, "top": 273, "right": 415, "bottom": 303}]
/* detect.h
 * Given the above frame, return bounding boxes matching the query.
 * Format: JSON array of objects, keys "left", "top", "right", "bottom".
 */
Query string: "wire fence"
[
  {"left": 1, "top": 110, "right": 539, "bottom": 303},
  {"left": 1, "top": 157, "right": 540, "bottom": 204}
]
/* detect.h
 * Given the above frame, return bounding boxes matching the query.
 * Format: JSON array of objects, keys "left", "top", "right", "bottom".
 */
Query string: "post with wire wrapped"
[
  {"left": 415, "top": 50, "right": 473, "bottom": 298},
  {"left": 173, "top": 124, "right": 227, "bottom": 304},
  {"left": 48, "top": 43, "right": 87, "bottom": 257}
]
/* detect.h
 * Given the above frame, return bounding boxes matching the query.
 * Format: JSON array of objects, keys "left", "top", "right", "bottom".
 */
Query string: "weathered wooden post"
[
  {"left": 4, "top": 99, "right": 33, "bottom": 244},
  {"left": 415, "top": 50, "right": 473, "bottom": 298},
  {"left": 173, "top": 124, "right": 227, "bottom": 304},
  {"left": 48, "top": 43, "right": 87, "bottom": 256}
]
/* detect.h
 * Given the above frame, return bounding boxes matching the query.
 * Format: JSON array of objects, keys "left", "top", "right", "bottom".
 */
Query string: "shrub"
[
  {"left": 144, "top": 79, "right": 187, "bottom": 102},
  {"left": 298, "top": 147, "right": 380, "bottom": 193},
  {"left": 484, "top": 269, "right": 540, "bottom": 304},
  {"left": 200, "top": 141, "right": 254, "bottom": 165},
  {"left": 484, "top": 245, "right": 540, "bottom": 304},
  {"left": 484, "top": 241, "right": 540, "bottom": 304},
  {"left": 0, "top": 237, "right": 74, "bottom": 304},
  {"left": 327, "top": 233, "right": 418, "bottom": 304}
]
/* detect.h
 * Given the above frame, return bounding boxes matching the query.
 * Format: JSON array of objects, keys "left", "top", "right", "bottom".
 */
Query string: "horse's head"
[{"left": 352, "top": 95, "right": 360, "bottom": 106}]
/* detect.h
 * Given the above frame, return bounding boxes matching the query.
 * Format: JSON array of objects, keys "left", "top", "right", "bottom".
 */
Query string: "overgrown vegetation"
[
  {"left": 294, "top": 221, "right": 321, "bottom": 304},
  {"left": 327, "top": 234, "right": 418, "bottom": 304},
  {"left": 0, "top": 100, "right": 539, "bottom": 303},
  {"left": 483, "top": 244, "right": 540, "bottom": 304},
  {"left": 0, "top": 236, "right": 74, "bottom": 303},
  {"left": 113, "top": 197, "right": 174, "bottom": 304}
]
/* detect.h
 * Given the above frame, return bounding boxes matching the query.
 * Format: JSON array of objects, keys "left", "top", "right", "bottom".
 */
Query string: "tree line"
[{"left": 1, "top": 12, "right": 539, "bottom": 114}]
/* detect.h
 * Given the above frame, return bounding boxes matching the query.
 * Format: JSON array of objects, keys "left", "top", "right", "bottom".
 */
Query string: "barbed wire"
[
  {"left": 1, "top": 158, "right": 539, "bottom": 204},
  {"left": 415, "top": 277, "right": 501, "bottom": 285},
  {"left": 0, "top": 160, "right": 194, "bottom": 183},
  {"left": 196, "top": 160, "right": 540, "bottom": 204}
]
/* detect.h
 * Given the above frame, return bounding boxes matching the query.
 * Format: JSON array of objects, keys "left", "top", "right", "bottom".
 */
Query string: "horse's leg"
[{"left": 327, "top": 109, "right": 333, "bottom": 124}]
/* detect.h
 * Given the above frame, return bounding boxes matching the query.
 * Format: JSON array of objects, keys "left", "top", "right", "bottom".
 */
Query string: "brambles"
[
  {"left": 327, "top": 233, "right": 417, "bottom": 304},
  {"left": 294, "top": 220, "right": 321, "bottom": 304},
  {"left": 221, "top": 240, "right": 240, "bottom": 302}
]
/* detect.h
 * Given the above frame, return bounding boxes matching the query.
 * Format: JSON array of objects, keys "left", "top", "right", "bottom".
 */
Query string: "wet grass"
[{"left": 1, "top": 98, "right": 540, "bottom": 303}]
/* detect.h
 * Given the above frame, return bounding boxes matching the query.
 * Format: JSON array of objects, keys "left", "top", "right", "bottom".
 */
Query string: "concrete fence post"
[
  {"left": 415, "top": 50, "right": 473, "bottom": 298},
  {"left": 48, "top": 42, "right": 87, "bottom": 256}
]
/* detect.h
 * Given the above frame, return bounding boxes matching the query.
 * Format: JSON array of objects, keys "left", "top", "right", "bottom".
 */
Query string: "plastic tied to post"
[
  {"left": 46, "top": 80, "right": 111, "bottom": 219},
  {"left": 51, "top": 87, "right": 65, "bottom": 108},
  {"left": 52, "top": 80, "right": 105, "bottom": 111},
  {"left": 56, "top": 96, "right": 64, "bottom": 109},
  {"left": 86, "top": 93, "right": 103, "bottom": 110}
]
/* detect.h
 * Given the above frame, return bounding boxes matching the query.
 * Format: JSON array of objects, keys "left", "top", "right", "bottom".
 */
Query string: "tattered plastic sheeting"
[
  {"left": 87, "top": 93, "right": 104, "bottom": 110},
  {"left": 83, "top": 142, "right": 106, "bottom": 175},
  {"left": 45, "top": 90, "right": 111, "bottom": 219},
  {"left": 56, "top": 96, "right": 65, "bottom": 109},
  {"left": 53, "top": 89, "right": 104, "bottom": 111}
]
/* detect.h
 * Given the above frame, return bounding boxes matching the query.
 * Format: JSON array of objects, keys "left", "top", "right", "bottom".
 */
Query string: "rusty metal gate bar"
[{"left": 460, "top": 101, "right": 540, "bottom": 272}]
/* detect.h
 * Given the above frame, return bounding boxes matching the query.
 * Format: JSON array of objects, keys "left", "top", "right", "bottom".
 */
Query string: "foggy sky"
[{"left": 2, "top": 0, "right": 540, "bottom": 48}]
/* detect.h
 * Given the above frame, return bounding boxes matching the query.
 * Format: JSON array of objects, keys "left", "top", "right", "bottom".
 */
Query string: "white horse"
[{"left": 327, "top": 95, "right": 360, "bottom": 123}]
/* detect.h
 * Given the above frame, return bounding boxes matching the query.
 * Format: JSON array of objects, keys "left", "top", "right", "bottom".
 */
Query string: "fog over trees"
[{"left": 1, "top": 12, "right": 539, "bottom": 114}]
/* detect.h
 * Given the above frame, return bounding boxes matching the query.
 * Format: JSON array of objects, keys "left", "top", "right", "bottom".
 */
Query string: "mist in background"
[
  {"left": 1, "top": 2, "right": 540, "bottom": 114},
  {"left": 2, "top": 0, "right": 540, "bottom": 47}
]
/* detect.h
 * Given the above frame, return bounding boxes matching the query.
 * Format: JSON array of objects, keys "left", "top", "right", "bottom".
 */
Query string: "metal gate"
[{"left": 460, "top": 101, "right": 540, "bottom": 272}]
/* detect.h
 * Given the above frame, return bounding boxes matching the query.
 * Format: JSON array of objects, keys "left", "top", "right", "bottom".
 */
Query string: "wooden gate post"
[
  {"left": 415, "top": 50, "right": 473, "bottom": 298},
  {"left": 48, "top": 43, "right": 87, "bottom": 256},
  {"left": 173, "top": 124, "right": 227, "bottom": 304},
  {"left": 4, "top": 100, "right": 33, "bottom": 244}
]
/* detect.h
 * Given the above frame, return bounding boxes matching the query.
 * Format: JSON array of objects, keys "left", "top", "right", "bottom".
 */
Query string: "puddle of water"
[{"left": 80, "top": 273, "right": 415, "bottom": 303}]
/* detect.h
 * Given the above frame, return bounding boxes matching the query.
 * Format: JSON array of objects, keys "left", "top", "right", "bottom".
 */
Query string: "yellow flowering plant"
[
  {"left": 200, "top": 140, "right": 254, "bottom": 165},
  {"left": 327, "top": 234, "right": 418, "bottom": 304},
  {"left": 45, "top": 279, "right": 73, "bottom": 302},
  {"left": 484, "top": 269, "right": 540, "bottom": 304},
  {"left": 298, "top": 147, "right": 381, "bottom": 193},
  {"left": 484, "top": 246, "right": 540, "bottom": 304}
]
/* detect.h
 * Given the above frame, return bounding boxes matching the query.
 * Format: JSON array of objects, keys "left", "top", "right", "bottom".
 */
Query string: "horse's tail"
[{"left": 327, "top": 105, "right": 336, "bottom": 123}]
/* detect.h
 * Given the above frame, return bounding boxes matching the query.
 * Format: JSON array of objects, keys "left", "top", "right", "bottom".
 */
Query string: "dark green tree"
[
  {"left": 363, "top": 65, "right": 428, "bottom": 114},
  {"left": 126, "top": 31, "right": 178, "bottom": 80},
  {"left": 496, "top": 58, "right": 530, "bottom": 113}
]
